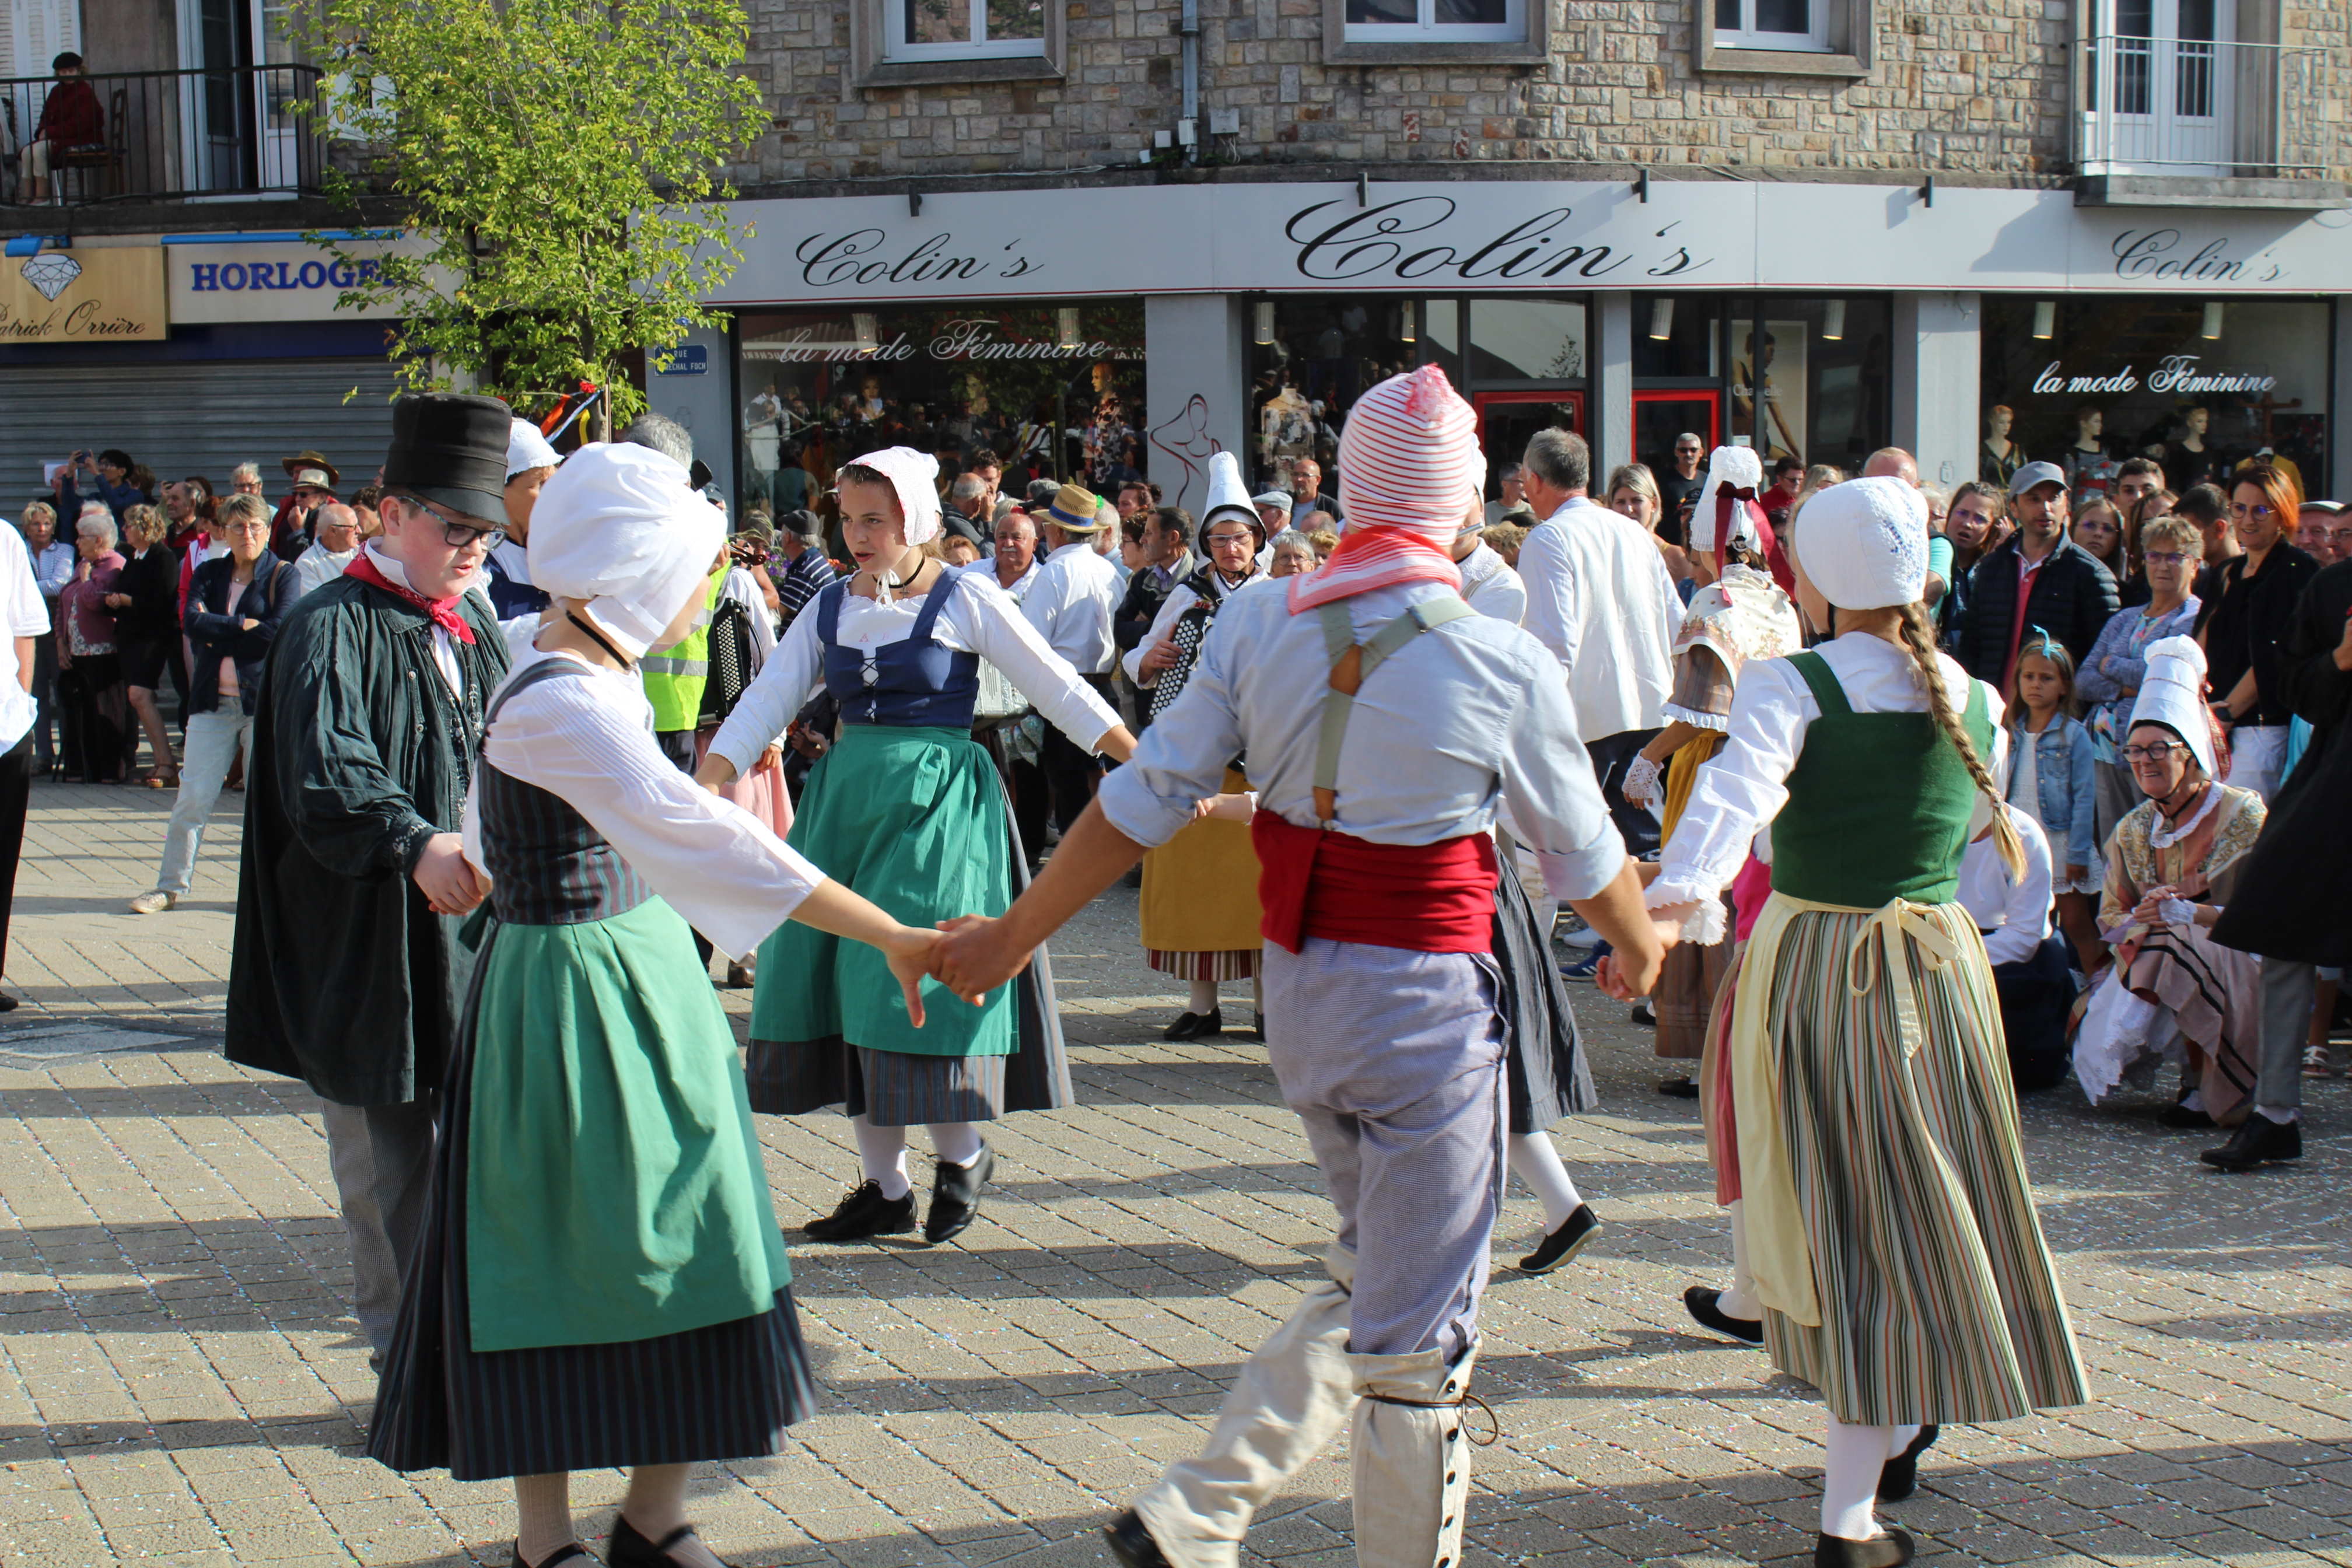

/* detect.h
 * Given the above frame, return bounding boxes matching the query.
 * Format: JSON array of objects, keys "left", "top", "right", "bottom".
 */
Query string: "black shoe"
[
  {"left": 1814, "top": 1527, "right": 1914, "bottom": 1568},
  {"left": 610, "top": 1516, "right": 729, "bottom": 1568},
  {"left": 1241, "top": 1010, "right": 1266, "bottom": 1042},
  {"left": 1103, "top": 1510, "right": 1172, "bottom": 1568},
  {"left": 1164, "top": 1007, "right": 1222, "bottom": 1041},
  {"left": 0, "top": 992, "right": 17, "bottom": 1013},
  {"left": 803, "top": 1180, "right": 916, "bottom": 1241},
  {"left": 1682, "top": 1285, "right": 1764, "bottom": 1345},
  {"left": 2158, "top": 1099, "right": 2215, "bottom": 1129},
  {"left": 1631, "top": 999, "right": 1657, "bottom": 1026},
  {"left": 1518, "top": 1203, "right": 1601, "bottom": 1274},
  {"left": 1657, "top": 1075, "right": 1699, "bottom": 1098},
  {"left": 514, "top": 1543, "right": 595, "bottom": 1568},
  {"left": 923, "top": 1146, "right": 995, "bottom": 1244},
  {"left": 1878, "top": 1424, "right": 1939, "bottom": 1502},
  {"left": 2201, "top": 1115, "right": 2303, "bottom": 1172}
]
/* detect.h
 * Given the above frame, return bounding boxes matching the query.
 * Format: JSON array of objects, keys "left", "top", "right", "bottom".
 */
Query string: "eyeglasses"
[
  {"left": 2122, "top": 742, "right": 2188, "bottom": 764},
  {"left": 1205, "top": 530, "right": 1255, "bottom": 547},
  {"left": 404, "top": 495, "right": 506, "bottom": 551},
  {"left": 2143, "top": 551, "right": 2189, "bottom": 568},
  {"left": 2230, "top": 502, "right": 2273, "bottom": 520}
]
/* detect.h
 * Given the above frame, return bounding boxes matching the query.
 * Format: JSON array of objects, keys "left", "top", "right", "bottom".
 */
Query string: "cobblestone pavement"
[{"left": 2, "top": 779, "right": 2348, "bottom": 1567}]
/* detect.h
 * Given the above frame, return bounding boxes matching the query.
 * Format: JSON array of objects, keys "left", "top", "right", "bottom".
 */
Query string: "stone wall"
[{"left": 738, "top": 1, "right": 2352, "bottom": 189}]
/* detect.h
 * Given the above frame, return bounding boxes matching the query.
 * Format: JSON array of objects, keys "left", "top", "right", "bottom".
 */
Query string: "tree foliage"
[{"left": 303, "top": 0, "right": 763, "bottom": 431}]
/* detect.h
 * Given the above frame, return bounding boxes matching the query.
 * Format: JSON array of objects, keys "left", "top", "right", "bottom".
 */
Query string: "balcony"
[
  {"left": 0, "top": 65, "right": 327, "bottom": 208},
  {"left": 2074, "top": 34, "right": 2341, "bottom": 209}
]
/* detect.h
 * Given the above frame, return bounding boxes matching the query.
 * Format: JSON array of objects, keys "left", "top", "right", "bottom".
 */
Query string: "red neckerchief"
[{"left": 344, "top": 551, "right": 478, "bottom": 644}]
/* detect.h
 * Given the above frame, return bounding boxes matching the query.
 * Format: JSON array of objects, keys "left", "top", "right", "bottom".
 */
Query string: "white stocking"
[
  {"left": 1189, "top": 978, "right": 1219, "bottom": 1014},
  {"left": 926, "top": 1121, "right": 985, "bottom": 1168},
  {"left": 1718, "top": 1198, "right": 1759, "bottom": 1319},
  {"left": 1821, "top": 1417, "right": 1894, "bottom": 1541},
  {"left": 513, "top": 1472, "right": 573, "bottom": 1566},
  {"left": 1889, "top": 1423, "right": 1921, "bottom": 1458},
  {"left": 850, "top": 1114, "right": 912, "bottom": 1200},
  {"left": 1505, "top": 1133, "right": 1584, "bottom": 1231}
]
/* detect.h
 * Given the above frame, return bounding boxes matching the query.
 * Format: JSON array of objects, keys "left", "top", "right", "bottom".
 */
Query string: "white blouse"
[
  {"left": 1648, "top": 632, "right": 2011, "bottom": 923},
  {"left": 463, "top": 647, "right": 825, "bottom": 960},
  {"left": 1957, "top": 803, "right": 2054, "bottom": 967},
  {"left": 708, "top": 567, "right": 1121, "bottom": 780}
]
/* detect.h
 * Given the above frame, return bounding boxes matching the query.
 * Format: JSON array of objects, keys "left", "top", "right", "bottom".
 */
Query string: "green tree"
[{"left": 304, "top": 0, "right": 763, "bottom": 435}]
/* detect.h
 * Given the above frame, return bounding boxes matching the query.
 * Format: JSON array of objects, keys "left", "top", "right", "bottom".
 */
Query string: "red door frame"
[
  {"left": 1630, "top": 388, "right": 1723, "bottom": 453},
  {"left": 1472, "top": 388, "right": 1588, "bottom": 446}
]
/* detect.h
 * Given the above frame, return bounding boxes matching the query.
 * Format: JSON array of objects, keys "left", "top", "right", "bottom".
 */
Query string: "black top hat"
[{"left": 382, "top": 393, "right": 513, "bottom": 523}]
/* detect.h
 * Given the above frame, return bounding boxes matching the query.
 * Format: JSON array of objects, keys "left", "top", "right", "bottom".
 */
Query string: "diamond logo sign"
[{"left": 20, "top": 253, "right": 80, "bottom": 301}]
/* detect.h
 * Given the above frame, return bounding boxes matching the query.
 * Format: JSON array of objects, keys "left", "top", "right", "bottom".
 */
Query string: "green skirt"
[
  {"left": 466, "top": 897, "right": 790, "bottom": 1353},
  {"left": 753, "top": 723, "right": 1015, "bottom": 1059}
]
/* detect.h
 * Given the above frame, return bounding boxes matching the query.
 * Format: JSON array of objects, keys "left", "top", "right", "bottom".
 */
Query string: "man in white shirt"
[
  {"left": 1481, "top": 463, "right": 1527, "bottom": 528},
  {"left": 1517, "top": 427, "right": 1681, "bottom": 855},
  {"left": 291, "top": 503, "right": 363, "bottom": 599},
  {"left": 1957, "top": 803, "right": 2073, "bottom": 1093},
  {"left": 0, "top": 524, "right": 53, "bottom": 1008},
  {"left": 1021, "top": 481, "right": 1121, "bottom": 832}
]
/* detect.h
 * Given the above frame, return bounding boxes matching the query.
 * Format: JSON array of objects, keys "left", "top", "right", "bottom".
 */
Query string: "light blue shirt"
[{"left": 1098, "top": 577, "right": 1625, "bottom": 902}]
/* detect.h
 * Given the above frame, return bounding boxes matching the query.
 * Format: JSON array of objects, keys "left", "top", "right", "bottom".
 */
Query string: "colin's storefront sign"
[{"left": 0, "top": 246, "right": 166, "bottom": 342}]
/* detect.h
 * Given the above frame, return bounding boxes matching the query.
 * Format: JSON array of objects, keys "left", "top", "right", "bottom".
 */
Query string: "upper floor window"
[
  {"left": 1713, "top": 0, "right": 1831, "bottom": 51},
  {"left": 884, "top": 0, "right": 1046, "bottom": 60},
  {"left": 1342, "top": 0, "right": 1525, "bottom": 43}
]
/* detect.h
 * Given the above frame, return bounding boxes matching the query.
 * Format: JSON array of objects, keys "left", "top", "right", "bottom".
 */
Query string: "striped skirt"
[{"left": 1749, "top": 901, "right": 2089, "bottom": 1427}]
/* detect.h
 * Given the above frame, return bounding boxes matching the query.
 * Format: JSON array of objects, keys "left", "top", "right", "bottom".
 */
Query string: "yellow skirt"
[{"left": 1140, "top": 768, "right": 1263, "bottom": 957}]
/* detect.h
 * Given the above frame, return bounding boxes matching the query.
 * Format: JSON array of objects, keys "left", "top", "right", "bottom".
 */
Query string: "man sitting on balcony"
[{"left": 17, "top": 53, "right": 103, "bottom": 205}]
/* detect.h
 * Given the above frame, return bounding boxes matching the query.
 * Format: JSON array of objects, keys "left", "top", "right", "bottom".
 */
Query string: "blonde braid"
[{"left": 1896, "top": 603, "right": 2025, "bottom": 880}]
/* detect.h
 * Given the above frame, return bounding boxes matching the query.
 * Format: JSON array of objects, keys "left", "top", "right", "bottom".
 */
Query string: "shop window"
[
  {"left": 1248, "top": 296, "right": 1585, "bottom": 510},
  {"left": 1695, "top": 0, "right": 1869, "bottom": 76},
  {"left": 1979, "top": 297, "right": 2330, "bottom": 504},
  {"left": 849, "top": 0, "right": 1064, "bottom": 86},
  {"left": 733, "top": 301, "right": 1143, "bottom": 523},
  {"left": 1322, "top": 0, "right": 1545, "bottom": 64}
]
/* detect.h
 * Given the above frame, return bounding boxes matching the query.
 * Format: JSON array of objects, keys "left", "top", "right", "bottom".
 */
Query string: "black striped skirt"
[{"left": 366, "top": 972, "right": 817, "bottom": 1481}]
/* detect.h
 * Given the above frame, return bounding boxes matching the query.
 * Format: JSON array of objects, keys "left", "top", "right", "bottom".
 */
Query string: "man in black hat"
[{"left": 228, "top": 393, "right": 514, "bottom": 1369}]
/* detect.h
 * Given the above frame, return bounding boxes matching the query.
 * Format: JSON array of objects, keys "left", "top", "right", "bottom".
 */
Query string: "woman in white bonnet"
[
  {"left": 1629, "top": 475, "right": 2087, "bottom": 1567},
  {"left": 365, "top": 443, "right": 943, "bottom": 1568},
  {"left": 699, "top": 446, "right": 1135, "bottom": 1248}
]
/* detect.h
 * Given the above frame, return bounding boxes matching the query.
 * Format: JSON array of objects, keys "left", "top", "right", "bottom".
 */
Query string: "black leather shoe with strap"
[
  {"left": 1102, "top": 1510, "right": 1173, "bottom": 1568},
  {"left": 1877, "top": 1424, "right": 1939, "bottom": 1502},
  {"left": 1813, "top": 1526, "right": 1914, "bottom": 1568},
  {"left": 516, "top": 1542, "right": 596, "bottom": 1568},
  {"left": 803, "top": 1180, "right": 916, "bottom": 1241},
  {"left": 609, "top": 1516, "right": 730, "bottom": 1567}
]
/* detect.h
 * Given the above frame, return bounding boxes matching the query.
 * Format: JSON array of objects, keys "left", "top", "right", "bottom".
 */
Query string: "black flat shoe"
[
  {"left": 516, "top": 1543, "right": 595, "bottom": 1568},
  {"left": 0, "top": 992, "right": 17, "bottom": 1013},
  {"left": 1241, "top": 1011, "right": 1265, "bottom": 1042},
  {"left": 1518, "top": 1203, "right": 1600, "bottom": 1274},
  {"left": 2202, "top": 1115, "right": 2302, "bottom": 1171},
  {"left": 1631, "top": 999, "right": 1657, "bottom": 1026},
  {"left": 1878, "top": 1424, "right": 1939, "bottom": 1502},
  {"left": 1164, "top": 1007, "right": 1222, "bottom": 1041},
  {"left": 923, "top": 1146, "right": 994, "bottom": 1244},
  {"left": 803, "top": 1180, "right": 916, "bottom": 1241},
  {"left": 1814, "top": 1526, "right": 1913, "bottom": 1568},
  {"left": 1682, "top": 1284, "right": 1764, "bottom": 1345},
  {"left": 610, "top": 1516, "right": 727, "bottom": 1568},
  {"left": 2158, "top": 1099, "right": 2214, "bottom": 1129},
  {"left": 1656, "top": 1075, "right": 1698, "bottom": 1098},
  {"left": 1103, "top": 1510, "right": 1172, "bottom": 1568}
]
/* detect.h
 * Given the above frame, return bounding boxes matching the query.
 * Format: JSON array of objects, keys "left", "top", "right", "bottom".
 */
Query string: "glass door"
[
  {"left": 2094, "top": 0, "right": 2234, "bottom": 174},
  {"left": 1473, "top": 391, "right": 1585, "bottom": 503}
]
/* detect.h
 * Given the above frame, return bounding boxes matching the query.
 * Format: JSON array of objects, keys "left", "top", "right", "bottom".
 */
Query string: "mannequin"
[
  {"left": 2063, "top": 405, "right": 2119, "bottom": 499},
  {"left": 1980, "top": 405, "right": 2022, "bottom": 489}
]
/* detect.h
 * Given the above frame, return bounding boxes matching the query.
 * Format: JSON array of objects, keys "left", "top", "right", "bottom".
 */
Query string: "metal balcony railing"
[
  {"left": 0, "top": 65, "right": 327, "bottom": 206},
  {"left": 2078, "top": 35, "right": 2326, "bottom": 177}
]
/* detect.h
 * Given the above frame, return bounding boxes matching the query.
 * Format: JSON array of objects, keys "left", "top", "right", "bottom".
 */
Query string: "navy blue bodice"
[
  {"left": 478, "top": 660, "right": 653, "bottom": 925},
  {"left": 818, "top": 569, "right": 981, "bottom": 729}
]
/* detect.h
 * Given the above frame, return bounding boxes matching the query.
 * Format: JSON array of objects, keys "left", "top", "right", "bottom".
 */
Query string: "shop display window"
[
  {"left": 733, "top": 300, "right": 1143, "bottom": 520},
  {"left": 1980, "top": 297, "right": 2331, "bottom": 503},
  {"left": 1248, "top": 295, "right": 1586, "bottom": 503}
]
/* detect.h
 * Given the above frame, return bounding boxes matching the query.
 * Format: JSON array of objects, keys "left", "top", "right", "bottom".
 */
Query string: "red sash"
[{"left": 1251, "top": 812, "right": 1497, "bottom": 956}]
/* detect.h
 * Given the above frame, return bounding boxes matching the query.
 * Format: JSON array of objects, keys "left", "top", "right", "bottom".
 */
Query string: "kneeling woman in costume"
[
  {"left": 699, "top": 447, "right": 1135, "bottom": 1244},
  {"left": 1625, "top": 477, "right": 2087, "bottom": 1567},
  {"left": 366, "top": 444, "right": 942, "bottom": 1568}
]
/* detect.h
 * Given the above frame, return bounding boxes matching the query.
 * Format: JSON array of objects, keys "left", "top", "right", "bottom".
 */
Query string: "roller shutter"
[{"left": 0, "top": 358, "right": 401, "bottom": 500}]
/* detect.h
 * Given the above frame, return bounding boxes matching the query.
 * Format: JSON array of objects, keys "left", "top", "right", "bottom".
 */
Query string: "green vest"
[
  {"left": 642, "top": 569, "right": 724, "bottom": 733},
  {"left": 1770, "top": 649, "right": 1994, "bottom": 909}
]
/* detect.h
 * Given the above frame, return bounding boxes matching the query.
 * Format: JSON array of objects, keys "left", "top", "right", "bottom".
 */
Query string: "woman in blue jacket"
[{"left": 128, "top": 494, "right": 298, "bottom": 914}]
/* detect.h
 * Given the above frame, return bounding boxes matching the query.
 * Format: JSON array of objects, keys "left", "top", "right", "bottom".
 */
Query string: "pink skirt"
[{"left": 695, "top": 730, "right": 794, "bottom": 841}]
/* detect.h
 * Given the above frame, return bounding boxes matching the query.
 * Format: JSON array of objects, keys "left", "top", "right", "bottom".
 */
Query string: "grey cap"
[
  {"left": 2008, "top": 460, "right": 2067, "bottom": 498},
  {"left": 1251, "top": 488, "right": 1293, "bottom": 510}
]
